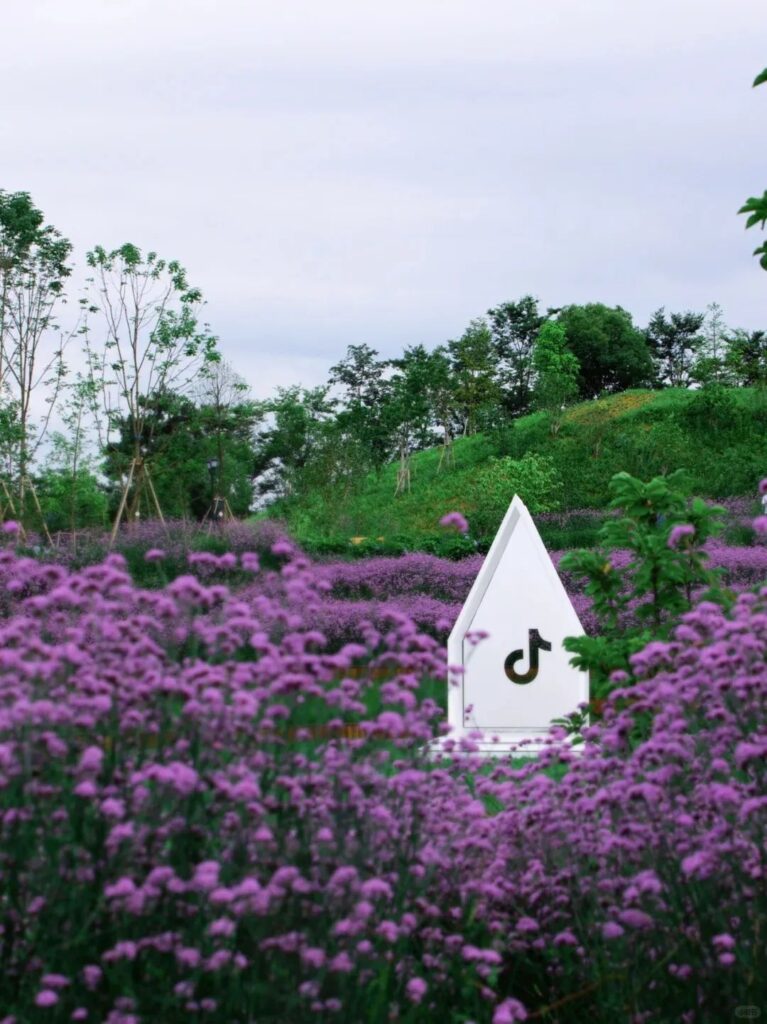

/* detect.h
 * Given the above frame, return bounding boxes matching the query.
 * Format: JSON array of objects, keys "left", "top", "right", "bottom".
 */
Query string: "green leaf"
[{"left": 753, "top": 67, "right": 767, "bottom": 87}]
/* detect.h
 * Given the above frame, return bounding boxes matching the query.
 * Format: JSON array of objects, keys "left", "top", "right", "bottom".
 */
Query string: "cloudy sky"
[{"left": 3, "top": 0, "right": 765, "bottom": 397}]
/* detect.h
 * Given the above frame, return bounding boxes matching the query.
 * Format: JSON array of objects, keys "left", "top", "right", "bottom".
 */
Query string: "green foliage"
[
  {"left": 0, "top": 190, "right": 72, "bottom": 287},
  {"left": 691, "top": 302, "right": 730, "bottom": 385},
  {"left": 328, "top": 344, "right": 391, "bottom": 474},
  {"left": 447, "top": 318, "right": 501, "bottom": 435},
  {"left": 737, "top": 66, "right": 767, "bottom": 268},
  {"left": 726, "top": 328, "right": 767, "bottom": 385},
  {"left": 531, "top": 321, "right": 580, "bottom": 435},
  {"left": 645, "top": 307, "right": 705, "bottom": 387},
  {"left": 469, "top": 453, "right": 562, "bottom": 537},
  {"left": 508, "top": 388, "right": 767, "bottom": 506},
  {"left": 281, "top": 389, "right": 767, "bottom": 554},
  {"left": 387, "top": 345, "right": 441, "bottom": 493},
  {"left": 556, "top": 303, "right": 653, "bottom": 397},
  {"left": 253, "top": 385, "right": 336, "bottom": 503},
  {"left": 0, "top": 191, "right": 73, "bottom": 491},
  {"left": 562, "top": 471, "right": 729, "bottom": 695},
  {"left": 486, "top": 294, "right": 544, "bottom": 415},
  {"left": 35, "top": 467, "right": 108, "bottom": 532},
  {"left": 83, "top": 243, "right": 219, "bottom": 475},
  {"left": 104, "top": 388, "right": 258, "bottom": 520},
  {"left": 682, "top": 382, "right": 741, "bottom": 435}
]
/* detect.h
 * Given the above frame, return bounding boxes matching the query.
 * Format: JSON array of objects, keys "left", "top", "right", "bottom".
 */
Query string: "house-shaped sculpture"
[{"left": 445, "top": 495, "right": 589, "bottom": 755}]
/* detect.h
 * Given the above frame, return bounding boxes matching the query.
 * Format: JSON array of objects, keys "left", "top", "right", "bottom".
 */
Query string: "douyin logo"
[{"left": 504, "top": 629, "right": 552, "bottom": 684}]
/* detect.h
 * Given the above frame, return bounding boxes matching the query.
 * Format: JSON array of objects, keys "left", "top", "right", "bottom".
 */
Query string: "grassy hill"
[{"left": 272, "top": 387, "right": 767, "bottom": 555}]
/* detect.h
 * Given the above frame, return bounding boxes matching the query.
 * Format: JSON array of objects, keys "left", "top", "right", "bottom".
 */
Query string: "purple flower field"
[
  {"left": 0, "top": 530, "right": 765, "bottom": 1020},
  {"left": 308, "top": 539, "right": 767, "bottom": 643}
]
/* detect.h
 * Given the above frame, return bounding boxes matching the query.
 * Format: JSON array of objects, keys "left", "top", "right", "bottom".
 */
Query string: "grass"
[{"left": 273, "top": 387, "right": 767, "bottom": 556}]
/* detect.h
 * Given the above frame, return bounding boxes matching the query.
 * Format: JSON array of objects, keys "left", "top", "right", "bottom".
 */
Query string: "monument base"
[{"left": 428, "top": 729, "right": 583, "bottom": 760}]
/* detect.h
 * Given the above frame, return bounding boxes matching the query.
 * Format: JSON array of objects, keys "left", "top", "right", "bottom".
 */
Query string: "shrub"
[
  {"left": 683, "top": 382, "right": 742, "bottom": 435},
  {"left": 562, "top": 470, "right": 730, "bottom": 695},
  {"left": 469, "top": 452, "right": 562, "bottom": 538}
]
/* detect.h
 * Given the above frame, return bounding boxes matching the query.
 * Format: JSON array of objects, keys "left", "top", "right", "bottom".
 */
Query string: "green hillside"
[{"left": 274, "top": 387, "right": 767, "bottom": 555}]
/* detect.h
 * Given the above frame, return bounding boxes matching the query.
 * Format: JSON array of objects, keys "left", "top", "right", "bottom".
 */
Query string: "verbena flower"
[
  {"left": 0, "top": 533, "right": 762, "bottom": 1021},
  {"left": 668, "top": 523, "right": 695, "bottom": 548},
  {"left": 439, "top": 511, "right": 469, "bottom": 534}
]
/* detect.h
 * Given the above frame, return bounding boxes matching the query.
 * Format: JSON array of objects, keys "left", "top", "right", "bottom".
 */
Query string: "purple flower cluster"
[
  {"left": 309, "top": 540, "right": 767, "bottom": 644},
  {"left": 0, "top": 538, "right": 764, "bottom": 1019},
  {"left": 40, "top": 518, "right": 290, "bottom": 570},
  {"left": 439, "top": 511, "right": 470, "bottom": 534}
]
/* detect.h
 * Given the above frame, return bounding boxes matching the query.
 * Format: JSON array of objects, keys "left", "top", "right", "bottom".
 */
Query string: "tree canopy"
[{"left": 556, "top": 303, "right": 653, "bottom": 397}]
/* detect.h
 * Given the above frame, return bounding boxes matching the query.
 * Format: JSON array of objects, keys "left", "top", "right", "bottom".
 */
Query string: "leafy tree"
[
  {"left": 194, "top": 359, "right": 259, "bottom": 511},
  {"left": 531, "top": 321, "right": 580, "bottom": 435},
  {"left": 83, "top": 243, "right": 218, "bottom": 529},
  {"left": 726, "top": 328, "right": 767, "bottom": 385},
  {"left": 0, "top": 403, "right": 22, "bottom": 482},
  {"left": 104, "top": 384, "right": 258, "bottom": 520},
  {"left": 35, "top": 462, "right": 108, "bottom": 535},
  {"left": 0, "top": 191, "right": 75, "bottom": 513},
  {"left": 386, "top": 345, "right": 439, "bottom": 494},
  {"left": 252, "top": 385, "right": 337, "bottom": 504},
  {"left": 103, "top": 389, "right": 200, "bottom": 517},
  {"left": 486, "top": 295, "right": 544, "bottom": 415},
  {"left": 328, "top": 344, "right": 392, "bottom": 474},
  {"left": 737, "top": 65, "right": 767, "bottom": 269},
  {"left": 557, "top": 303, "right": 653, "bottom": 396},
  {"left": 424, "top": 345, "right": 459, "bottom": 470},
  {"left": 644, "top": 307, "right": 704, "bottom": 387},
  {"left": 42, "top": 374, "right": 102, "bottom": 537},
  {"left": 447, "top": 318, "right": 501, "bottom": 435},
  {"left": 692, "top": 302, "right": 731, "bottom": 385}
]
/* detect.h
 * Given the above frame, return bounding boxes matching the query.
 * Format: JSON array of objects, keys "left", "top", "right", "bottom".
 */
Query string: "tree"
[
  {"left": 486, "top": 295, "right": 544, "bottom": 416},
  {"left": 36, "top": 454, "right": 107, "bottom": 536},
  {"left": 0, "top": 191, "right": 75, "bottom": 514},
  {"left": 556, "top": 303, "right": 653, "bottom": 396},
  {"left": 104, "top": 383, "right": 259, "bottom": 520},
  {"left": 531, "top": 321, "right": 580, "bottom": 435},
  {"left": 692, "top": 302, "right": 730, "bottom": 385},
  {"left": 644, "top": 307, "right": 704, "bottom": 388},
  {"left": 194, "top": 359, "right": 259, "bottom": 514},
  {"left": 42, "top": 373, "right": 103, "bottom": 538},
  {"left": 424, "top": 345, "right": 459, "bottom": 470},
  {"left": 447, "top": 318, "right": 501, "bottom": 435},
  {"left": 726, "top": 328, "right": 767, "bottom": 386},
  {"left": 328, "top": 343, "right": 392, "bottom": 475},
  {"left": 83, "top": 243, "right": 218, "bottom": 532},
  {"left": 103, "top": 388, "right": 201, "bottom": 518},
  {"left": 737, "top": 66, "right": 767, "bottom": 270},
  {"left": 386, "top": 345, "right": 439, "bottom": 494},
  {"left": 252, "top": 385, "right": 336, "bottom": 504}
]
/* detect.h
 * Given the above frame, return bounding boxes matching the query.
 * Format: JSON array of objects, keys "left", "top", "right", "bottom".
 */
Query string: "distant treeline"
[
  {"left": 255, "top": 298, "right": 765, "bottom": 509},
  {"left": 1, "top": 188, "right": 765, "bottom": 533}
]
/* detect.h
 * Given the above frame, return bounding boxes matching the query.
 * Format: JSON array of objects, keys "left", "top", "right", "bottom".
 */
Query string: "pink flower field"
[{"left": 0, "top": 534, "right": 765, "bottom": 1021}]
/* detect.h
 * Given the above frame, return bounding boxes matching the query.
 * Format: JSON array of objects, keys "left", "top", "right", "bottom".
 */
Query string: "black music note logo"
[{"left": 504, "top": 629, "right": 552, "bottom": 684}]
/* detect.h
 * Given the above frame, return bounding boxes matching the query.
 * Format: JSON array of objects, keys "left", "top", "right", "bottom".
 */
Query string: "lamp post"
[
  {"left": 206, "top": 458, "right": 223, "bottom": 520},
  {"left": 206, "top": 458, "right": 219, "bottom": 497}
]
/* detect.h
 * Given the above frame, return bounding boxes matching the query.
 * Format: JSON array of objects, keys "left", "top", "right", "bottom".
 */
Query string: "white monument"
[{"left": 443, "top": 495, "right": 588, "bottom": 755}]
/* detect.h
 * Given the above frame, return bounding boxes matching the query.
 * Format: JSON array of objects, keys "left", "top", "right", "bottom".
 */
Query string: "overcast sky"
[{"left": 3, "top": 0, "right": 766, "bottom": 398}]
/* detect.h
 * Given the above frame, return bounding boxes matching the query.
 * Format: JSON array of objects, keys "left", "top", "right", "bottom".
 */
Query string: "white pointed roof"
[{"left": 445, "top": 494, "right": 588, "bottom": 752}]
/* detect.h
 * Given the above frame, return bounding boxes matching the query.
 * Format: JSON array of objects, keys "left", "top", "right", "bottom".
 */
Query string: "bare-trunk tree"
[
  {"left": 193, "top": 358, "right": 252, "bottom": 502},
  {"left": 0, "top": 191, "right": 75, "bottom": 524},
  {"left": 82, "top": 243, "right": 218, "bottom": 540}
]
